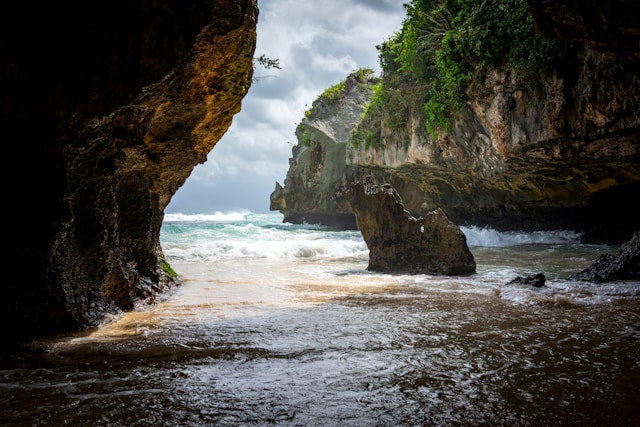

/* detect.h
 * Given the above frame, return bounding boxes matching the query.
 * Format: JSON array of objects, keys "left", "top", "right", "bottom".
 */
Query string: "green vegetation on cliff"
[
  {"left": 352, "top": 0, "right": 572, "bottom": 143},
  {"left": 299, "top": 68, "right": 377, "bottom": 146},
  {"left": 160, "top": 255, "right": 178, "bottom": 279},
  {"left": 315, "top": 68, "right": 376, "bottom": 107}
]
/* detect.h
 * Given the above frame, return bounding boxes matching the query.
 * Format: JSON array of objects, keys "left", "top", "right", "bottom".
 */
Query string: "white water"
[
  {"left": 159, "top": 212, "right": 637, "bottom": 308},
  {"left": 1, "top": 211, "right": 638, "bottom": 426}
]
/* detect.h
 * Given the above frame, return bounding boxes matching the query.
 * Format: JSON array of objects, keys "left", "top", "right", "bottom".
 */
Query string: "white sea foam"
[
  {"left": 461, "top": 226, "right": 582, "bottom": 247},
  {"left": 164, "top": 210, "right": 250, "bottom": 223},
  {"left": 160, "top": 211, "right": 639, "bottom": 307},
  {"left": 161, "top": 211, "right": 367, "bottom": 262}
]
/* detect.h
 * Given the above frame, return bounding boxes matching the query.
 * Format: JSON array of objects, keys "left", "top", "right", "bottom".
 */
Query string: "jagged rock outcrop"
[
  {"left": 345, "top": 180, "right": 476, "bottom": 275},
  {"left": 271, "top": 1, "right": 640, "bottom": 244},
  {"left": 270, "top": 70, "right": 377, "bottom": 229},
  {"left": 2, "top": 1, "right": 257, "bottom": 341},
  {"left": 569, "top": 231, "right": 640, "bottom": 283}
]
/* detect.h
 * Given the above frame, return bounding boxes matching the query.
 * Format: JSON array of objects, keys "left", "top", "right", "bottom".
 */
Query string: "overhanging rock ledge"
[{"left": 2, "top": 0, "right": 258, "bottom": 341}]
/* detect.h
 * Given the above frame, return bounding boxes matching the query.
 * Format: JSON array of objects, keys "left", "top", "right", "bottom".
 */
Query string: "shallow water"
[{"left": 1, "top": 214, "right": 639, "bottom": 426}]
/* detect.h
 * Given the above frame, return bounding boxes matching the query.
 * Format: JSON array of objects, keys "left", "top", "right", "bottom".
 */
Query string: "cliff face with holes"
[
  {"left": 2, "top": 1, "right": 257, "bottom": 341},
  {"left": 271, "top": 0, "right": 640, "bottom": 244}
]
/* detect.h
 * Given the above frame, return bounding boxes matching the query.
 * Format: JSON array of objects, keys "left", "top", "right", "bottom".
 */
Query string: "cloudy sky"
[{"left": 165, "top": 0, "right": 407, "bottom": 214}]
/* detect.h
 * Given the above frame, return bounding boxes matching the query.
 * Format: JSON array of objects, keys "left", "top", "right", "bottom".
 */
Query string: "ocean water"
[
  {"left": 1, "top": 211, "right": 639, "bottom": 426},
  {"left": 160, "top": 211, "right": 635, "bottom": 307}
]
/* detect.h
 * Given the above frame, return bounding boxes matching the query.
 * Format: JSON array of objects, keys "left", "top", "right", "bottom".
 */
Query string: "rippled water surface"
[{"left": 1, "top": 214, "right": 639, "bottom": 426}]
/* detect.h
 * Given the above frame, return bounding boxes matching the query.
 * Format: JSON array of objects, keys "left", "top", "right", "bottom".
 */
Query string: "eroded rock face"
[
  {"left": 270, "top": 71, "right": 377, "bottom": 229},
  {"left": 346, "top": 180, "right": 476, "bottom": 275},
  {"left": 271, "top": 2, "right": 639, "bottom": 244},
  {"left": 2, "top": 0, "right": 257, "bottom": 341},
  {"left": 344, "top": 47, "right": 640, "bottom": 242}
]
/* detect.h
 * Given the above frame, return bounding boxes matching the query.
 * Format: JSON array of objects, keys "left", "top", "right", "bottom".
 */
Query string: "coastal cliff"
[
  {"left": 271, "top": 0, "right": 640, "bottom": 244},
  {"left": 2, "top": 1, "right": 258, "bottom": 340},
  {"left": 270, "top": 69, "right": 377, "bottom": 229}
]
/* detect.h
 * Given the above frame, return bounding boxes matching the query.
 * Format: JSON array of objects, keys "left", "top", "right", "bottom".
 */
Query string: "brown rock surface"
[
  {"left": 344, "top": 46, "right": 640, "bottom": 243},
  {"left": 272, "top": 2, "right": 640, "bottom": 244},
  {"left": 2, "top": 1, "right": 257, "bottom": 341},
  {"left": 346, "top": 180, "right": 476, "bottom": 275}
]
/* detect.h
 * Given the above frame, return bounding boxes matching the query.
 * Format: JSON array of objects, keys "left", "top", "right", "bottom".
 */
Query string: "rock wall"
[
  {"left": 353, "top": 49, "right": 638, "bottom": 174},
  {"left": 350, "top": 53, "right": 639, "bottom": 241},
  {"left": 271, "top": 2, "right": 640, "bottom": 243},
  {"left": 2, "top": 1, "right": 258, "bottom": 341},
  {"left": 270, "top": 71, "right": 377, "bottom": 229}
]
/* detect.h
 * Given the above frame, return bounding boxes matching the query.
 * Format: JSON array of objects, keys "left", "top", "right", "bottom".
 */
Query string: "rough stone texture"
[
  {"left": 270, "top": 71, "right": 376, "bottom": 229},
  {"left": 345, "top": 180, "right": 476, "bottom": 275},
  {"left": 528, "top": 0, "right": 640, "bottom": 58},
  {"left": 345, "top": 47, "right": 640, "bottom": 177},
  {"left": 569, "top": 231, "right": 640, "bottom": 283},
  {"left": 2, "top": 1, "right": 257, "bottom": 341},
  {"left": 345, "top": 47, "right": 640, "bottom": 243},
  {"left": 272, "top": 2, "right": 640, "bottom": 244}
]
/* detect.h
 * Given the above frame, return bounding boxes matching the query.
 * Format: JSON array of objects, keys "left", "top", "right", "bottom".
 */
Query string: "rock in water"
[
  {"left": 507, "top": 273, "right": 547, "bottom": 287},
  {"left": 346, "top": 180, "right": 476, "bottom": 275},
  {"left": 569, "top": 231, "right": 640, "bottom": 282}
]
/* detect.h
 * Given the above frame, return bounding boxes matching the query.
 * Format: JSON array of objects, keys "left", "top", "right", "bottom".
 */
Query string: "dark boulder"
[
  {"left": 507, "top": 273, "right": 547, "bottom": 288},
  {"left": 345, "top": 180, "right": 476, "bottom": 275},
  {"left": 569, "top": 231, "right": 640, "bottom": 283}
]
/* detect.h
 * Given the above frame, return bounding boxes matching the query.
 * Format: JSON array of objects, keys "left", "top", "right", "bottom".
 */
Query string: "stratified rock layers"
[
  {"left": 347, "top": 181, "right": 476, "bottom": 275},
  {"left": 2, "top": 1, "right": 258, "bottom": 340},
  {"left": 271, "top": 3, "right": 640, "bottom": 244}
]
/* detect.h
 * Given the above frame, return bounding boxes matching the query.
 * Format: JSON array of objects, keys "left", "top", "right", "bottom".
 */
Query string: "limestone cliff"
[
  {"left": 346, "top": 49, "right": 640, "bottom": 242},
  {"left": 271, "top": 0, "right": 639, "bottom": 244},
  {"left": 270, "top": 70, "right": 378, "bottom": 229},
  {"left": 2, "top": 1, "right": 257, "bottom": 341}
]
